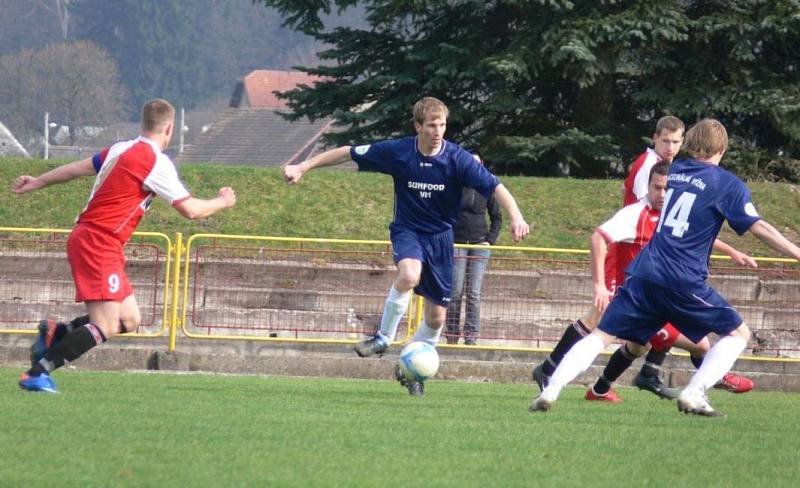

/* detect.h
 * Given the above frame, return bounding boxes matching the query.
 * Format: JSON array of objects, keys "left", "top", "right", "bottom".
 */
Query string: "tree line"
[
  {"left": 258, "top": 0, "right": 800, "bottom": 181},
  {"left": 0, "top": 0, "right": 321, "bottom": 148},
  {"left": 1, "top": 0, "right": 797, "bottom": 180}
]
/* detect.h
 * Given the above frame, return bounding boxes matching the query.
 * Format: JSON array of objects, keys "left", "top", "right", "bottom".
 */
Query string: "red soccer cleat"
[
  {"left": 714, "top": 373, "right": 754, "bottom": 394},
  {"left": 585, "top": 387, "right": 623, "bottom": 403}
]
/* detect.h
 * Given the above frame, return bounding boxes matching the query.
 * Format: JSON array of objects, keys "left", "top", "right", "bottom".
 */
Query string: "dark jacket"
[{"left": 453, "top": 188, "right": 502, "bottom": 245}]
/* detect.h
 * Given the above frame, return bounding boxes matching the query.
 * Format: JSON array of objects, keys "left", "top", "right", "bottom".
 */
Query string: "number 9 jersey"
[{"left": 627, "top": 159, "right": 761, "bottom": 290}]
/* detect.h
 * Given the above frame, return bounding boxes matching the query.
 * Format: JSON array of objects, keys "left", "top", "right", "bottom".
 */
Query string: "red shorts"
[
  {"left": 648, "top": 323, "right": 680, "bottom": 352},
  {"left": 67, "top": 224, "right": 133, "bottom": 303}
]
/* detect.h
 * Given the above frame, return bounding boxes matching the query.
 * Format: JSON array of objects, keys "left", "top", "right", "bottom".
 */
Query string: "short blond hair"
[
  {"left": 683, "top": 119, "right": 728, "bottom": 159},
  {"left": 655, "top": 115, "right": 684, "bottom": 136},
  {"left": 413, "top": 97, "right": 449, "bottom": 124},
  {"left": 141, "top": 99, "right": 175, "bottom": 132}
]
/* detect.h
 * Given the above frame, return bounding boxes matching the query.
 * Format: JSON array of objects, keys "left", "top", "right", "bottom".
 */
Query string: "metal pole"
[
  {"left": 179, "top": 107, "right": 185, "bottom": 154},
  {"left": 44, "top": 112, "right": 49, "bottom": 160}
]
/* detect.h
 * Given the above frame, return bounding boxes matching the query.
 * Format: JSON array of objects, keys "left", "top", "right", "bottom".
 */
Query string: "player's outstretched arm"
[
  {"left": 713, "top": 239, "right": 757, "bottom": 268},
  {"left": 589, "top": 230, "right": 613, "bottom": 313},
  {"left": 748, "top": 220, "right": 800, "bottom": 261},
  {"left": 174, "top": 187, "right": 236, "bottom": 220},
  {"left": 283, "top": 146, "right": 352, "bottom": 185},
  {"left": 10, "top": 157, "right": 95, "bottom": 194},
  {"left": 491, "top": 184, "right": 529, "bottom": 243}
]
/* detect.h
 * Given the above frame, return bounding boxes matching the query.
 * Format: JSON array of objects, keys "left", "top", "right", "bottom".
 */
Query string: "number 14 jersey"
[{"left": 627, "top": 159, "right": 761, "bottom": 289}]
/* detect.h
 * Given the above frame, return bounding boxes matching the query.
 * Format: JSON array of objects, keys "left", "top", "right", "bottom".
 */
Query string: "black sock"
[
  {"left": 28, "top": 323, "right": 106, "bottom": 376},
  {"left": 51, "top": 314, "right": 91, "bottom": 348},
  {"left": 640, "top": 348, "right": 669, "bottom": 378},
  {"left": 542, "top": 319, "right": 590, "bottom": 376},
  {"left": 691, "top": 355, "right": 704, "bottom": 369},
  {"left": 69, "top": 314, "right": 91, "bottom": 330},
  {"left": 594, "top": 344, "right": 636, "bottom": 394}
]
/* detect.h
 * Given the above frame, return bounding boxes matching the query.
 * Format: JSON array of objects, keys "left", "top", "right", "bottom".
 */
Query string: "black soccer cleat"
[
  {"left": 395, "top": 365, "right": 425, "bottom": 396},
  {"left": 354, "top": 335, "right": 389, "bottom": 358},
  {"left": 531, "top": 363, "right": 550, "bottom": 392},
  {"left": 634, "top": 372, "right": 680, "bottom": 400}
]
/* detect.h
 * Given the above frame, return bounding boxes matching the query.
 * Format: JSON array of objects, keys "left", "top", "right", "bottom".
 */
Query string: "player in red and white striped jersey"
[
  {"left": 13, "top": 99, "right": 236, "bottom": 393},
  {"left": 622, "top": 116, "right": 684, "bottom": 206}
]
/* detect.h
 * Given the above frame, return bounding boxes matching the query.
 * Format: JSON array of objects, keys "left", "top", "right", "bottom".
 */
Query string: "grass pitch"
[{"left": 2, "top": 367, "right": 798, "bottom": 487}]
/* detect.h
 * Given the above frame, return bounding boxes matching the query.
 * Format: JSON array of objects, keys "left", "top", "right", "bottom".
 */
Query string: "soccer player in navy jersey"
[
  {"left": 530, "top": 119, "right": 800, "bottom": 416},
  {"left": 283, "top": 96, "right": 529, "bottom": 395}
]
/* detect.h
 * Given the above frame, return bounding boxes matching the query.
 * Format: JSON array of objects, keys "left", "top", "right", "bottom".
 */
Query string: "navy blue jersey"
[
  {"left": 350, "top": 137, "right": 500, "bottom": 234},
  {"left": 627, "top": 159, "right": 761, "bottom": 289}
]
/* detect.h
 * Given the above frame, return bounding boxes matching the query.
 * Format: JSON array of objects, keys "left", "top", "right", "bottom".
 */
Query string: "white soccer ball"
[{"left": 398, "top": 341, "right": 440, "bottom": 382}]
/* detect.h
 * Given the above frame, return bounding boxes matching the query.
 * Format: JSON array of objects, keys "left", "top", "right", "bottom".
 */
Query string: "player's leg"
[
  {"left": 354, "top": 257, "right": 420, "bottom": 357},
  {"left": 673, "top": 335, "right": 754, "bottom": 393},
  {"left": 395, "top": 230, "right": 453, "bottom": 395},
  {"left": 445, "top": 247, "right": 467, "bottom": 344},
  {"left": 395, "top": 300, "right": 447, "bottom": 396},
  {"left": 19, "top": 300, "right": 123, "bottom": 393},
  {"left": 633, "top": 324, "right": 680, "bottom": 399},
  {"left": 33, "top": 293, "right": 141, "bottom": 367},
  {"left": 412, "top": 299, "right": 447, "bottom": 346},
  {"left": 531, "top": 328, "right": 615, "bottom": 411},
  {"left": 463, "top": 247, "right": 490, "bottom": 346},
  {"left": 531, "top": 277, "right": 666, "bottom": 412},
  {"left": 30, "top": 314, "right": 91, "bottom": 364},
  {"left": 586, "top": 341, "right": 648, "bottom": 403},
  {"left": 532, "top": 305, "right": 600, "bottom": 391},
  {"left": 668, "top": 286, "right": 749, "bottom": 416},
  {"left": 118, "top": 293, "right": 142, "bottom": 334}
]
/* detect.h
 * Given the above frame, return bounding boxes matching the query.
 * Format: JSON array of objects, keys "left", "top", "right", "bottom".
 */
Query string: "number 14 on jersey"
[{"left": 657, "top": 189, "right": 697, "bottom": 238}]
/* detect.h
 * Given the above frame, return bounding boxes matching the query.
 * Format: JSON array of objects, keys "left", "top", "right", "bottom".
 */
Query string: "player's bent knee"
[
  {"left": 626, "top": 342, "right": 649, "bottom": 357},
  {"left": 118, "top": 309, "right": 141, "bottom": 334},
  {"left": 731, "top": 322, "right": 751, "bottom": 342},
  {"left": 396, "top": 273, "right": 421, "bottom": 290}
]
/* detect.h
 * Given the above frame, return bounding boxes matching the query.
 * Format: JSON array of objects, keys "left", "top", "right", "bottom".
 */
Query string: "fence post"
[{"left": 168, "top": 232, "right": 183, "bottom": 352}]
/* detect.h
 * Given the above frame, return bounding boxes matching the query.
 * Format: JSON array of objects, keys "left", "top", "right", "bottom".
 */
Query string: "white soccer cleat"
[
  {"left": 529, "top": 395, "right": 554, "bottom": 412},
  {"left": 677, "top": 390, "right": 724, "bottom": 417}
]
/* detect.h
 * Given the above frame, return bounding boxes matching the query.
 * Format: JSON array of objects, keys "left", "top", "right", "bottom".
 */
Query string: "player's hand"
[
  {"left": 510, "top": 218, "right": 530, "bottom": 243},
  {"left": 10, "top": 175, "right": 43, "bottom": 194},
  {"left": 730, "top": 250, "right": 758, "bottom": 269},
  {"left": 283, "top": 164, "right": 304, "bottom": 185},
  {"left": 218, "top": 187, "right": 236, "bottom": 207},
  {"left": 593, "top": 282, "right": 613, "bottom": 313}
]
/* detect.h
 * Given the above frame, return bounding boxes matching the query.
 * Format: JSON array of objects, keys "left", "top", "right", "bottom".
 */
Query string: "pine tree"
[{"left": 257, "top": 0, "right": 800, "bottom": 179}]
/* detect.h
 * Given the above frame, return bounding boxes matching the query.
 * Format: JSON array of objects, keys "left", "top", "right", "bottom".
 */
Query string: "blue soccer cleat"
[
  {"left": 30, "top": 319, "right": 59, "bottom": 365},
  {"left": 18, "top": 372, "right": 58, "bottom": 393}
]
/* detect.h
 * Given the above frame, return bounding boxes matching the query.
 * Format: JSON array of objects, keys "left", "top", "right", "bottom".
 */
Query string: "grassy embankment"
[{"left": 2, "top": 158, "right": 798, "bottom": 256}]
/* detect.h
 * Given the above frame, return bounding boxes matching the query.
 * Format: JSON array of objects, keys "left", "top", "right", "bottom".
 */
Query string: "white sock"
[
  {"left": 684, "top": 335, "right": 747, "bottom": 396},
  {"left": 378, "top": 286, "right": 412, "bottom": 344},
  {"left": 541, "top": 334, "right": 605, "bottom": 401},
  {"left": 412, "top": 319, "right": 442, "bottom": 347}
]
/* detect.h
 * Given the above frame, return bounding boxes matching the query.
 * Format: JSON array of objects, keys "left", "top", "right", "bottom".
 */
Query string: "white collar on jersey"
[
  {"left": 646, "top": 147, "right": 661, "bottom": 161},
  {"left": 415, "top": 136, "right": 445, "bottom": 158},
  {"left": 136, "top": 135, "right": 163, "bottom": 154}
]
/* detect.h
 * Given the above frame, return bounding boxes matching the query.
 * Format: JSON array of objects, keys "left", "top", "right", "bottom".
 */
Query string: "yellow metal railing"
[
  {"left": 1, "top": 227, "right": 799, "bottom": 362},
  {"left": 0, "top": 226, "right": 173, "bottom": 338},
  {"left": 178, "top": 233, "right": 418, "bottom": 344}
]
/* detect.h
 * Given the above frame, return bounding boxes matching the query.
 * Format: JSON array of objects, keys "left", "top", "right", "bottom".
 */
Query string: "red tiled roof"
[{"left": 243, "top": 70, "right": 322, "bottom": 109}]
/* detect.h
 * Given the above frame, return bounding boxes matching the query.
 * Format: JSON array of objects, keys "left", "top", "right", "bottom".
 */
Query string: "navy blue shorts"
[
  {"left": 598, "top": 276, "right": 743, "bottom": 345},
  {"left": 390, "top": 226, "right": 454, "bottom": 307}
]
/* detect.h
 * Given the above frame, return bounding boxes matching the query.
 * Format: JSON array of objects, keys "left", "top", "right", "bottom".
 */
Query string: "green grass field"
[{"left": 2, "top": 367, "right": 798, "bottom": 487}]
